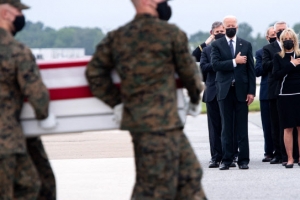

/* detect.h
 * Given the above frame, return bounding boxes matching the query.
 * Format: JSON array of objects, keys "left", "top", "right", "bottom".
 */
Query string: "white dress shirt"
[
  {"left": 277, "top": 39, "right": 282, "bottom": 50},
  {"left": 225, "top": 35, "right": 237, "bottom": 67}
]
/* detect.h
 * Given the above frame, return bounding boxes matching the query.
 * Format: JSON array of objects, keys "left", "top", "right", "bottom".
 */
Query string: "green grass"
[{"left": 201, "top": 100, "right": 260, "bottom": 114}]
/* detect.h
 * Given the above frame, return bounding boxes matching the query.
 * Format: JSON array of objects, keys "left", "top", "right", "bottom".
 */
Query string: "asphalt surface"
[{"left": 42, "top": 112, "right": 300, "bottom": 200}]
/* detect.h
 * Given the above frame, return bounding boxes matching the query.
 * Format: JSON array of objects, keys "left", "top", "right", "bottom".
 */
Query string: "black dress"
[{"left": 273, "top": 52, "right": 300, "bottom": 129}]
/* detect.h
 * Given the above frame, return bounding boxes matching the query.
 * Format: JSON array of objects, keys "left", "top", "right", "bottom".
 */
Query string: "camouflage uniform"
[
  {"left": 86, "top": 14, "right": 206, "bottom": 200},
  {"left": 0, "top": 25, "right": 52, "bottom": 199},
  {"left": 27, "top": 137, "right": 56, "bottom": 200}
]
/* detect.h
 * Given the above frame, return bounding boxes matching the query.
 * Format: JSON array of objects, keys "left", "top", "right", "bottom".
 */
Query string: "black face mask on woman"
[
  {"left": 12, "top": 15, "right": 26, "bottom": 36},
  {"left": 156, "top": 1, "right": 172, "bottom": 21},
  {"left": 283, "top": 40, "right": 294, "bottom": 50},
  {"left": 226, "top": 28, "right": 236, "bottom": 38}
]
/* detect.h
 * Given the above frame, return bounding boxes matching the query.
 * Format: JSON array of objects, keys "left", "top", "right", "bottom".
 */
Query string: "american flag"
[{"left": 21, "top": 58, "right": 187, "bottom": 137}]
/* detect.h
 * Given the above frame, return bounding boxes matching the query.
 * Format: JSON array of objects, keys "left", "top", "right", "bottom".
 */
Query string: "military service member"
[
  {"left": 0, "top": 1, "right": 56, "bottom": 199},
  {"left": 26, "top": 137, "right": 56, "bottom": 200},
  {"left": 86, "top": 0, "right": 206, "bottom": 199}
]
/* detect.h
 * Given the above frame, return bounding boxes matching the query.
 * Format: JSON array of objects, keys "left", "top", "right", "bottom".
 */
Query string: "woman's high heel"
[{"left": 285, "top": 164, "right": 294, "bottom": 168}]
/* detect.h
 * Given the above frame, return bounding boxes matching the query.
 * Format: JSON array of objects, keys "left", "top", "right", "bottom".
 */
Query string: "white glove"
[
  {"left": 38, "top": 113, "right": 57, "bottom": 130},
  {"left": 188, "top": 102, "right": 202, "bottom": 117},
  {"left": 113, "top": 103, "right": 123, "bottom": 127}
]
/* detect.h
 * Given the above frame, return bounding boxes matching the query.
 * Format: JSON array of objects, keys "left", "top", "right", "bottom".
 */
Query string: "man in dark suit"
[
  {"left": 263, "top": 21, "right": 299, "bottom": 164},
  {"left": 262, "top": 22, "right": 287, "bottom": 164},
  {"left": 192, "top": 30, "right": 215, "bottom": 62},
  {"left": 200, "top": 21, "right": 226, "bottom": 168},
  {"left": 211, "top": 15, "right": 256, "bottom": 170},
  {"left": 262, "top": 21, "right": 286, "bottom": 164},
  {"left": 255, "top": 27, "right": 276, "bottom": 162},
  {"left": 192, "top": 22, "right": 223, "bottom": 83}
]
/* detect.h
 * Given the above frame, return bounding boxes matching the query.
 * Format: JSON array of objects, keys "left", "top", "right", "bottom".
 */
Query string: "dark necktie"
[{"left": 229, "top": 39, "right": 234, "bottom": 58}]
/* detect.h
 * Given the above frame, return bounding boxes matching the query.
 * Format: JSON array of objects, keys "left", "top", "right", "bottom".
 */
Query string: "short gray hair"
[
  {"left": 223, "top": 15, "right": 238, "bottom": 25},
  {"left": 274, "top": 21, "right": 288, "bottom": 30},
  {"left": 265, "top": 26, "right": 274, "bottom": 36},
  {"left": 211, "top": 21, "right": 223, "bottom": 31}
]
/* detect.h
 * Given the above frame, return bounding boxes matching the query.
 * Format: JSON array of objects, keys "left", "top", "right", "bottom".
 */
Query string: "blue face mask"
[{"left": 156, "top": 1, "right": 172, "bottom": 21}]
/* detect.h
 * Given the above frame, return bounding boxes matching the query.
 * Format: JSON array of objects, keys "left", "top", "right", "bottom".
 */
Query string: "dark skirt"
[{"left": 278, "top": 94, "right": 300, "bottom": 129}]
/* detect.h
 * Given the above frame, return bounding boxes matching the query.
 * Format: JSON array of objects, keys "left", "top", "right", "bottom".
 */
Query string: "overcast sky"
[{"left": 22, "top": 0, "right": 300, "bottom": 37}]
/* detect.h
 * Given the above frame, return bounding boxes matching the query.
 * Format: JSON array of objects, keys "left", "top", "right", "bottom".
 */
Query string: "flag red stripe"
[
  {"left": 48, "top": 80, "right": 183, "bottom": 101},
  {"left": 38, "top": 60, "right": 89, "bottom": 70},
  {"left": 49, "top": 86, "right": 93, "bottom": 100}
]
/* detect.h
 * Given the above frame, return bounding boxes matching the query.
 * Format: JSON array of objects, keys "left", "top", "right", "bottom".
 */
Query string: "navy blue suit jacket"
[
  {"left": 262, "top": 41, "right": 281, "bottom": 99},
  {"left": 255, "top": 48, "right": 269, "bottom": 100},
  {"left": 200, "top": 46, "right": 216, "bottom": 103},
  {"left": 211, "top": 37, "right": 256, "bottom": 102}
]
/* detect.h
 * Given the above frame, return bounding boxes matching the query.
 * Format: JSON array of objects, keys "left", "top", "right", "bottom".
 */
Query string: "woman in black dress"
[{"left": 272, "top": 28, "right": 300, "bottom": 168}]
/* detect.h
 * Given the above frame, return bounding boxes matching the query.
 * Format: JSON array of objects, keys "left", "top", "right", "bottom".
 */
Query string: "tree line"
[
  {"left": 16, "top": 21, "right": 105, "bottom": 55},
  {"left": 16, "top": 21, "right": 300, "bottom": 56}
]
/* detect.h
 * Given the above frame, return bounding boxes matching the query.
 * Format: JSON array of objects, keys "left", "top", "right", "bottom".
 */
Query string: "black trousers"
[
  {"left": 218, "top": 86, "right": 249, "bottom": 166},
  {"left": 269, "top": 99, "right": 282, "bottom": 159},
  {"left": 206, "top": 97, "right": 222, "bottom": 162},
  {"left": 260, "top": 100, "right": 274, "bottom": 156}
]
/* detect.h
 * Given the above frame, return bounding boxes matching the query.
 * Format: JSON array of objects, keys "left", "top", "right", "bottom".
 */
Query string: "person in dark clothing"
[
  {"left": 255, "top": 26, "right": 276, "bottom": 162},
  {"left": 272, "top": 28, "right": 300, "bottom": 168},
  {"left": 263, "top": 21, "right": 299, "bottom": 165},
  {"left": 262, "top": 21, "right": 287, "bottom": 164},
  {"left": 211, "top": 15, "right": 256, "bottom": 170},
  {"left": 200, "top": 21, "right": 226, "bottom": 168}
]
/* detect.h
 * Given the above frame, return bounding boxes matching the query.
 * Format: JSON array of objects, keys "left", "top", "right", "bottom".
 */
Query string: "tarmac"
[{"left": 42, "top": 112, "right": 300, "bottom": 200}]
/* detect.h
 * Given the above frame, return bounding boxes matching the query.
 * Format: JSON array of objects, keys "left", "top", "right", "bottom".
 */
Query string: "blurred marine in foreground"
[
  {"left": 0, "top": 0, "right": 56, "bottom": 199},
  {"left": 86, "top": 0, "right": 206, "bottom": 199}
]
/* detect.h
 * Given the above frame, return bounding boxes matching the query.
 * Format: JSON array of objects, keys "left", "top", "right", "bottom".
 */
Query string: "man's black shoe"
[
  {"left": 230, "top": 163, "right": 236, "bottom": 167},
  {"left": 270, "top": 157, "right": 282, "bottom": 164},
  {"left": 219, "top": 163, "right": 230, "bottom": 170},
  {"left": 238, "top": 164, "right": 249, "bottom": 170},
  {"left": 208, "top": 161, "right": 220, "bottom": 168},
  {"left": 233, "top": 156, "right": 238, "bottom": 163},
  {"left": 262, "top": 155, "right": 273, "bottom": 162}
]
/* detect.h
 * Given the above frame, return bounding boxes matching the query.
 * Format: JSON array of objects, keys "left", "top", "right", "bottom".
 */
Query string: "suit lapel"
[
  {"left": 273, "top": 41, "right": 281, "bottom": 52},
  {"left": 235, "top": 37, "right": 243, "bottom": 57},
  {"left": 220, "top": 37, "right": 233, "bottom": 59}
]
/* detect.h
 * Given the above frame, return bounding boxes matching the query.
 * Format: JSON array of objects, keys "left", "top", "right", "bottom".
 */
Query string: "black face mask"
[
  {"left": 157, "top": 1, "right": 172, "bottom": 21},
  {"left": 214, "top": 33, "right": 225, "bottom": 40},
  {"left": 226, "top": 28, "right": 236, "bottom": 38},
  {"left": 12, "top": 15, "right": 25, "bottom": 36},
  {"left": 283, "top": 40, "right": 294, "bottom": 50},
  {"left": 268, "top": 37, "right": 277, "bottom": 43},
  {"left": 276, "top": 31, "right": 283, "bottom": 39}
]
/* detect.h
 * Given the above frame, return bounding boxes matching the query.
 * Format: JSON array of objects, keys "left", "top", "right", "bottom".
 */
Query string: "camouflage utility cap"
[{"left": 0, "top": 0, "right": 29, "bottom": 10}]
